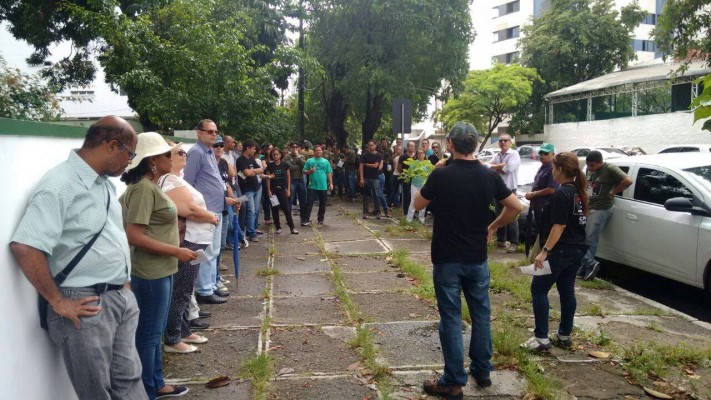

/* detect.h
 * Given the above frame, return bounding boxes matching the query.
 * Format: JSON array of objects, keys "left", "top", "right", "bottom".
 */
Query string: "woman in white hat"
[{"left": 120, "top": 132, "right": 195, "bottom": 399}]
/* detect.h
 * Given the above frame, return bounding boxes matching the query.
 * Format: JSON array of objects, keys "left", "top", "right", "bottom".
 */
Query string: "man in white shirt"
[{"left": 489, "top": 134, "right": 521, "bottom": 253}]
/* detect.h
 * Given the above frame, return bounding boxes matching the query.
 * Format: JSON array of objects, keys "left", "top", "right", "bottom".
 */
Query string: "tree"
[
  {"left": 0, "top": 56, "right": 62, "bottom": 121},
  {"left": 653, "top": 0, "right": 711, "bottom": 132},
  {"left": 306, "top": 0, "right": 473, "bottom": 146},
  {"left": 514, "top": 0, "right": 645, "bottom": 133},
  {"left": 440, "top": 64, "right": 541, "bottom": 151}
]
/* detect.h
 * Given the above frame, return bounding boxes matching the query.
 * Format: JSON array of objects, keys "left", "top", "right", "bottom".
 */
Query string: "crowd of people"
[{"left": 9, "top": 114, "right": 630, "bottom": 399}]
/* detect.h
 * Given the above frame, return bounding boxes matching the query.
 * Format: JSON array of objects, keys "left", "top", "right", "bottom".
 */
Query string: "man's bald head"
[{"left": 82, "top": 116, "right": 136, "bottom": 149}]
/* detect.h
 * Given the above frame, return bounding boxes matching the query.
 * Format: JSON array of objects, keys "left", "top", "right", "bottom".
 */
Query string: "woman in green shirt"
[{"left": 120, "top": 132, "right": 195, "bottom": 399}]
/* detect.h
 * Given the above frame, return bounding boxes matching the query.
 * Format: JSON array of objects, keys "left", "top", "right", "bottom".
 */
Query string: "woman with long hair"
[
  {"left": 522, "top": 151, "right": 589, "bottom": 352},
  {"left": 266, "top": 147, "right": 299, "bottom": 234},
  {"left": 406, "top": 149, "right": 431, "bottom": 224},
  {"left": 159, "top": 142, "right": 220, "bottom": 354},
  {"left": 120, "top": 132, "right": 196, "bottom": 399}
]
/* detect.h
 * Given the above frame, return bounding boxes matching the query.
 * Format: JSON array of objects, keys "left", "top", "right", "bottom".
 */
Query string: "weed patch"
[
  {"left": 578, "top": 279, "right": 614, "bottom": 290},
  {"left": 256, "top": 268, "right": 280, "bottom": 277},
  {"left": 240, "top": 353, "right": 273, "bottom": 400}
]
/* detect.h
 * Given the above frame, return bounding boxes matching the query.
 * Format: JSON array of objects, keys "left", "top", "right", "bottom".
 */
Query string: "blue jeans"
[
  {"left": 378, "top": 173, "right": 388, "bottom": 211},
  {"left": 362, "top": 178, "right": 383, "bottom": 214},
  {"left": 290, "top": 178, "right": 307, "bottom": 222},
  {"left": 580, "top": 208, "right": 613, "bottom": 270},
  {"left": 531, "top": 246, "right": 585, "bottom": 338},
  {"left": 255, "top": 184, "right": 263, "bottom": 229},
  {"left": 433, "top": 261, "right": 493, "bottom": 386},
  {"left": 346, "top": 170, "right": 356, "bottom": 199},
  {"left": 196, "top": 213, "right": 222, "bottom": 296},
  {"left": 243, "top": 190, "right": 259, "bottom": 237},
  {"left": 131, "top": 275, "right": 173, "bottom": 399}
]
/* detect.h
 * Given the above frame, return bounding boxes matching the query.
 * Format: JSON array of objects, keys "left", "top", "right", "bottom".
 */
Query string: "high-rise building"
[{"left": 468, "top": 0, "right": 666, "bottom": 70}]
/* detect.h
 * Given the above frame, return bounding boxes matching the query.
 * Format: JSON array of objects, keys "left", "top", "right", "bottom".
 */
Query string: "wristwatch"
[{"left": 542, "top": 246, "right": 550, "bottom": 253}]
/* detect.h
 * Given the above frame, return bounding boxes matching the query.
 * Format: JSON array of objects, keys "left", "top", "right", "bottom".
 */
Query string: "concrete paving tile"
[
  {"left": 268, "top": 376, "right": 376, "bottom": 400},
  {"left": 366, "top": 321, "right": 471, "bottom": 368},
  {"left": 230, "top": 273, "right": 266, "bottom": 298},
  {"left": 273, "top": 255, "right": 331, "bottom": 274},
  {"left": 204, "top": 297, "right": 264, "bottom": 328},
  {"left": 555, "top": 286, "right": 659, "bottom": 315},
  {"left": 320, "top": 228, "right": 375, "bottom": 242},
  {"left": 273, "top": 241, "right": 322, "bottom": 256},
  {"left": 181, "top": 380, "right": 252, "bottom": 399},
  {"left": 382, "top": 238, "right": 432, "bottom": 253},
  {"left": 351, "top": 292, "right": 438, "bottom": 322},
  {"left": 269, "top": 326, "right": 361, "bottom": 374},
  {"left": 272, "top": 296, "right": 346, "bottom": 325},
  {"left": 163, "top": 329, "right": 259, "bottom": 380},
  {"left": 575, "top": 315, "right": 711, "bottom": 349},
  {"left": 343, "top": 271, "right": 415, "bottom": 292},
  {"left": 272, "top": 273, "right": 335, "bottom": 297},
  {"left": 334, "top": 255, "right": 392, "bottom": 273},
  {"left": 391, "top": 369, "right": 526, "bottom": 399},
  {"left": 546, "top": 360, "right": 645, "bottom": 399},
  {"left": 324, "top": 239, "right": 389, "bottom": 255}
]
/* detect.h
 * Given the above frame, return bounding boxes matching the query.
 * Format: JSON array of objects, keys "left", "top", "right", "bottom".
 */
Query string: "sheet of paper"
[
  {"left": 519, "top": 261, "right": 552, "bottom": 276},
  {"left": 337, "top": 159, "right": 344, "bottom": 168},
  {"left": 236, "top": 195, "right": 249, "bottom": 203},
  {"left": 190, "top": 249, "right": 210, "bottom": 265},
  {"left": 269, "top": 194, "right": 280, "bottom": 207}
]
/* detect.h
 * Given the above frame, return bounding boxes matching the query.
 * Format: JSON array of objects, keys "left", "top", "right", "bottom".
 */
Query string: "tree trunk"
[
  {"left": 361, "top": 89, "right": 384, "bottom": 144},
  {"left": 325, "top": 89, "right": 348, "bottom": 149}
]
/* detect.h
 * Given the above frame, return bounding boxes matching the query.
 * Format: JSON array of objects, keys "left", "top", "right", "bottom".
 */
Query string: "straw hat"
[{"left": 126, "top": 132, "right": 181, "bottom": 171}]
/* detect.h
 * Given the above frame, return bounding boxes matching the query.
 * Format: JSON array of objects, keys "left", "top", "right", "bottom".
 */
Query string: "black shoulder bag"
[{"left": 39, "top": 186, "right": 110, "bottom": 329}]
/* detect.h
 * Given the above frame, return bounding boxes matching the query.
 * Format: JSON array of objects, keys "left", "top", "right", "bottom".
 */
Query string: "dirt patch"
[
  {"left": 273, "top": 255, "right": 331, "bottom": 274},
  {"left": 342, "top": 271, "right": 415, "bottom": 292},
  {"left": 272, "top": 296, "right": 346, "bottom": 325},
  {"left": 546, "top": 360, "right": 645, "bottom": 399},
  {"left": 272, "top": 274, "right": 335, "bottom": 297},
  {"left": 163, "top": 329, "right": 259, "bottom": 380},
  {"left": 268, "top": 326, "right": 361, "bottom": 374},
  {"left": 350, "top": 292, "right": 438, "bottom": 322},
  {"left": 268, "top": 376, "right": 375, "bottom": 400},
  {"left": 391, "top": 370, "right": 526, "bottom": 399}
]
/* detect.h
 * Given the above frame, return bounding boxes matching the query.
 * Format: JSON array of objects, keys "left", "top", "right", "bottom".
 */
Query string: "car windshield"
[
  {"left": 683, "top": 165, "right": 711, "bottom": 193},
  {"left": 600, "top": 148, "right": 628, "bottom": 156}
]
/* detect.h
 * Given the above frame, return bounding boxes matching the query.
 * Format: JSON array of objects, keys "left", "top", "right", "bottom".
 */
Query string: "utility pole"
[{"left": 297, "top": 0, "right": 305, "bottom": 142}]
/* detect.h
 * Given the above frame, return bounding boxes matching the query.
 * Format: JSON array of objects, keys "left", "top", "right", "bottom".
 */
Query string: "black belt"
[{"left": 67, "top": 283, "right": 124, "bottom": 294}]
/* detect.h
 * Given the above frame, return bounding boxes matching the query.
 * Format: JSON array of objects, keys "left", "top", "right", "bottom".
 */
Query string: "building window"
[
  {"left": 492, "top": 51, "right": 520, "bottom": 65},
  {"left": 632, "top": 39, "right": 658, "bottom": 52},
  {"left": 671, "top": 83, "right": 692, "bottom": 112},
  {"left": 495, "top": 0, "right": 520, "bottom": 17},
  {"left": 592, "top": 93, "right": 633, "bottom": 120},
  {"left": 641, "top": 13, "right": 657, "bottom": 25},
  {"left": 637, "top": 86, "right": 671, "bottom": 116},
  {"left": 552, "top": 99, "right": 587, "bottom": 123},
  {"left": 493, "top": 26, "right": 520, "bottom": 42}
]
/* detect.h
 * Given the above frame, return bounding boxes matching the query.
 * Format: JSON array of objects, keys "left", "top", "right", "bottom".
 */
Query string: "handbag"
[{"left": 39, "top": 186, "right": 110, "bottom": 329}]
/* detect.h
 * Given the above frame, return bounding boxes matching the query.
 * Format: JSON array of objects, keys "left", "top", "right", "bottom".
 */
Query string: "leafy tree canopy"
[
  {"left": 439, "top": 64, "right": 541, "bottom": 150},
  {"left": 0, "top": 55, "right": 62, "bottom": 121}
]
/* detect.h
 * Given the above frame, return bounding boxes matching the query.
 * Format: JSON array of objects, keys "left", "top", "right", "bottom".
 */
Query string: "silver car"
[{"left": 596, "top": 153, "right": 711, "bottom": 293}]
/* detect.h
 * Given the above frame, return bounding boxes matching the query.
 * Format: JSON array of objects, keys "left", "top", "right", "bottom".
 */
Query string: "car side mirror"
[{"left": 664, "top": 197, "right": 711, "bottom": 217}]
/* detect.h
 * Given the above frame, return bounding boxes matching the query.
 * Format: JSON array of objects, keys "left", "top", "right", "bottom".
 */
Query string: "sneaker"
[
  {"left": 156, "top": 385, "right": 189, "bottom": 398},
  {"left": 317, "top": 220, "right": 324, "bottom": 225},
  {"left": 496, "top": 241, "right": 507, "bottom": 248},
  {"left": 422, "top": 380, "right": 463, "bottom": 400},
  {"left": 363, "top": 213, "right": 368, "bottom": 219},
  {"left": 256, "top": 230, "right": 264, "bottom": 236},
  {"left": 506, "top": 242, "right": 517, "bottom": 253},
  {"left": 290, "top": 229, "right": 299, "bottom": 235},
  {"left": 584, "top": 262, "right": 601, "bottom": 281},
  {"left": 248, "top": 236, "right": 259, "bottom": 242},
  {"left": 376, "top": 214, "right": 381, "bottom": 220},
  {"left": 218, "top": 276, "right": 230, "bottom": 284},
  {"left": 521, "top": 336, "right": 551, "bottom": 352},
  {"left": 301, "top": 221, "right": 311, "bottom": 226},
  {"left": 240, "top": 239, "right": 249, "bottom": 248},
  {"left": 551, "top": 333, "right": 573, "bottom": 350},
  {"left": 276, "top": 229, "right": 282, "bottom": 234}
]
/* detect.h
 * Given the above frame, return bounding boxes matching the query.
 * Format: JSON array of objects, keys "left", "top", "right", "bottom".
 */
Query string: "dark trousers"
[
  {"left": 271, "top": 186, "right": 295, "bottom": 230},
  {"left": 389, "top": 174, "right": 402, "bottom": 206},
  {"left": 495, "top": 189, "right": 518, "bottom": 244},
  {"left": 261, "top": 180, "right": 271, "bottom": 221},
  {"left": 402, "top": 181, "right": 412, "bottom": 210},
  {"left": 306, "top": 189, "right": 328, "bottom": 223},
  {"left": 164, "top": 241, "right": 208, "bottom": 345}
]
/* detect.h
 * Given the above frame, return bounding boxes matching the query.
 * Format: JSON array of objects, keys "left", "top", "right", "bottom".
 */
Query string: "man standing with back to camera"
[{"left": 414, "top": 122, "right": 522, "bottom": 399}]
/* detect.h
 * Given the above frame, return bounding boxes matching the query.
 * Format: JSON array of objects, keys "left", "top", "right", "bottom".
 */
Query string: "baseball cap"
[
  {"left": 215, "top": 134, "right": 224, "bottom": 144},
  {"left": 539, "top": 143, "right": 556, "bottom": 153},
  {"left": 445, "top": 122, "right": 479, "bottom": 141}
]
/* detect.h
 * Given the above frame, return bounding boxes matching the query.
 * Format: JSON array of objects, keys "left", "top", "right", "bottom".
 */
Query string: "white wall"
[
  {"left": 542, "top": 111, "right": 711, "bottom": 153},
  {"left": 0, "top": 135, "right": 128, "bottom": 399}
]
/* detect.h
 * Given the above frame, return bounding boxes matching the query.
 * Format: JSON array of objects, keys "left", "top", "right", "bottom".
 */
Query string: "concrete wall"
[{"left": 541, "top": 111, "right": 711, "bottom": 153}]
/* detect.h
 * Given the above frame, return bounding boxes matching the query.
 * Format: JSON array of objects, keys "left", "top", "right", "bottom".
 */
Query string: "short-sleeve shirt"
[
  {"left": 587, "top": 163, "right": 628, "bottom": 210},
  {"left": 285, "top": 154, "right": 305, "bottom": 180},
  {"left": 530, "top": 162, "right": 560, "bottom": 212},
  {"left": 343, "top": 152, "right": 357, "bottom": 171},
  {"left": 183, "top": 142, "right": 224, "bottom": 213},
  {"left": 237, "top": 155, "right": 261, "bottom": 193},
  {"left": 304, "top": 157, "right": 333, "bottom": 190},
  {"left": 266, "top": 162, "right": 290, "bottom": 188},
  {"left": 539, "top": 184, "right": 587, "bottom": 248},
  {"left": 159, "top": 174, "right": 215, "bottom": 245},
  {"left": 120, "top": 177, "right": 179, "bottom": 279},
  {"left": 11, "top": 150, "right": 131, "bottom": 287},
  {"left": 419, "top": 159, "right": 511, "bottom": 265},
  {"left": 360, "top": 152, "right": 382, "bottom": 180}
]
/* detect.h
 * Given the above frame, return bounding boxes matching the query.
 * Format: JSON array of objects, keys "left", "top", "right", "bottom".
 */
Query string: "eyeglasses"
[
  {"left": 539, "top": 151, "right": 550, "bottom": 156},
  {"left": 116, "top": 140, "right": 137, "bottom": 160},
  {"left": 177, "top": 150, "right": 187, "bottom": 157},
  {"left": 213, "top": 143, "right": 225, "bottom": 148},
  {"left": 498, "top": 139, "right": 510, "bottom": 143},
  {"left": 199, "top": 129, "right": 219, "bottom": 135},
  {"left": 432, "top": 146, "right": 439, "bottom": 149}
]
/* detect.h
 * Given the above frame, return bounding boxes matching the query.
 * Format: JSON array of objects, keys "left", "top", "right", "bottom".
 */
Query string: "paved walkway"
[{"left": 163, "top": 199, "right": 711, "bottom": 399}]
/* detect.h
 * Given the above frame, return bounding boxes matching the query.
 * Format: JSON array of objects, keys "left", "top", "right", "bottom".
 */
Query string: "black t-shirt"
[
  {"left": 419, "top": 159, "right": 511, "bottom": 264},
  {"left": 266, "top": 162, "right": 290, "bottom": 189},
  {"left": 428, "top": 154, "right": 440, "bottom": 165},
  {"left": 539, "top": 184, "right": 587, "bottom": 248},
  {"left": 236, "top": 155, "right": 260, "bottom": 193},
  {"left": 360, "top": 152, "right": 382, "bottom": 180}
]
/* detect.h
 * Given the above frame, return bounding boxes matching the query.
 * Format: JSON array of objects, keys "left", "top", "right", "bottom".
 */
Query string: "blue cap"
[{"left": 215, "top": 134, "right": 224, "bottom": 144}]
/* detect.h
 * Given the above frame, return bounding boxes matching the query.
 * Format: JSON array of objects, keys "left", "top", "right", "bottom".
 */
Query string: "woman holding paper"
[
  {"left": 159, "top": 141, "right": 220, "bottom": 354},
  {"left": 522, "top": 152, "right": 589, "bottom": 352},
  {"left": 266, "top": 147, "right": 299, "bottom": 234}
]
